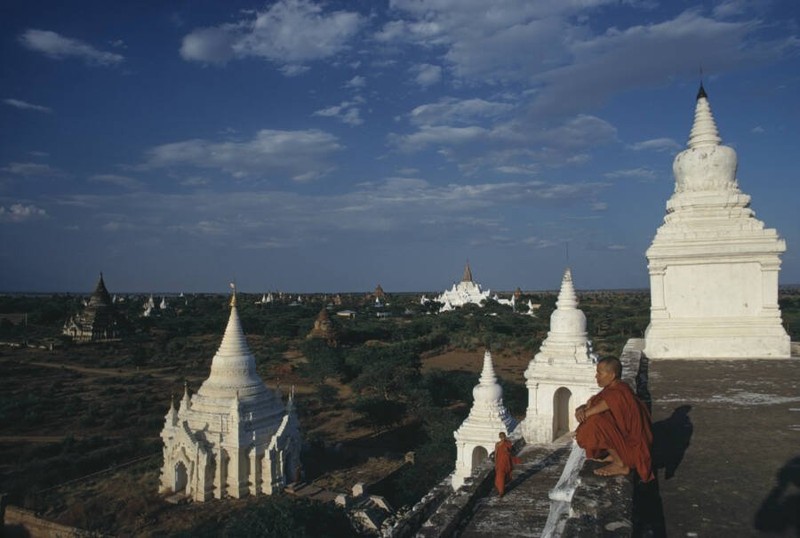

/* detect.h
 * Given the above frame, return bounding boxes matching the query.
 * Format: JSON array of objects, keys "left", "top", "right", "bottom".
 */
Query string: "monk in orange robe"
[
  {"left": 575, "top": 357, "right": 654, "bottom": 482},
  {"left": 494, "top": 432, "right": 521, "bottom": 497}
]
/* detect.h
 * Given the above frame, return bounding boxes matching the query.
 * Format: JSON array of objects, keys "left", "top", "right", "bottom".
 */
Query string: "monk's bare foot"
[
  {"left": 589, "top": 452, "right": 612, "bottom": 463},
  {"left": 594, "top": 464, "right": 630, "bottom": 477}
]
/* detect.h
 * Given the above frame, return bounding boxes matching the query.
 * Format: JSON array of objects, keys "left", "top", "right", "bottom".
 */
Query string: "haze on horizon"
[{"left": 1, "top": 0, "right": 799, "bottom": 294}]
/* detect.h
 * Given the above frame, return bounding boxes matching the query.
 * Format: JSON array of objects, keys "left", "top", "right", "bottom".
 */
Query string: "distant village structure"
[
  {"left": 307, "top": 307, "right": 338, "bottom": 345},
  {"left": 520, "top": 268, "right": 598, "bottom": 443},
  {"left": 159, "top": 291, "right": 301, "bottom": 501},
  {"left": 435, "top": 262, "right": 491, "bottom": 312},
  {"left": 644, "top": 86, "right": 791, "bottom": 358},
  {"left": 451, "top": 350, "right": 517, "bottom": 490},
  {"left": 62, "top": 273, "right": 124, "bottom": 342}
]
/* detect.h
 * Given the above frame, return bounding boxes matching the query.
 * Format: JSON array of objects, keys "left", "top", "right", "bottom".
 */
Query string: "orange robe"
[
  {"left": 576, "top": 381, "right": 654, "bottom": 482},
  {"left": 494, "top": 439, "right": 521, "bottom": 495}
]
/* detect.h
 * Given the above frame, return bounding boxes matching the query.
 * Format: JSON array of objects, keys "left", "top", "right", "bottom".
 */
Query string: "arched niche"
[
  {"left": 553, "top": 387, "right": 573, "bottom": 439},
  {"left": 174, "top": 461, "right": 188, "bottom": 493},
  {"left": 472, "top": 445, "right": 489, "bottom": 469}
]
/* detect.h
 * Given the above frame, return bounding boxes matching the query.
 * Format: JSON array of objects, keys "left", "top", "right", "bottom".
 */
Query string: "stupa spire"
[
  {"left": 555, "top": 268, "right": 578, "bottom": 310},
  {"left": 687, "top": 84, "right": 721, "bottom": 149},
  {"left": 462, "top": 261, "right": 473, "bottom": 283},
  {"left": 477, "top": 349, "right": 498, "bottom": 387}
]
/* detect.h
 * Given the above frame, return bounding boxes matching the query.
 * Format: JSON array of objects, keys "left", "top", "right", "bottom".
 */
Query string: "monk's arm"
[{"left": 584, "top": 399, "right": 610, "bottom": 418}]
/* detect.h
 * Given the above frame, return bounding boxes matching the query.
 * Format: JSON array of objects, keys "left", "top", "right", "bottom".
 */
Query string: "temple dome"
[{"left": 547, "top": 269, "right": 587, "bottom": 341}]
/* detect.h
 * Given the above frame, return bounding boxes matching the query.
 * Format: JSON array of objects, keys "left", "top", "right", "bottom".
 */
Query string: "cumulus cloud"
[
  {"left": 410, "top": 63, "right": 442, "bottom": 87},
  {"left": 629, "top": 137, "right": 682, "bottom": 152},
  {"left": 751, "top": 125, "right": 765, "bottom": 134},
  {"left": 408, "top": 97, "right": 513, "bottom": 126},
  {"left": 345, "top": 75, "right": 366, "bottom": 88},
  {"left": 1, "top": 162, "right": 63, "bottom": 177},
  {"left": 313, "top": 100, "right": 363, "bottom": 126},
  {"left": 180, "top": 0, "right": 363, "bottom": 71},
  {"left": 144, "top": 129, "right": 342, "bottom": 182},
  {"left": 604, "top": 167, "right": 658, "bottom": 181},
  {"left": 0, "top": 203, "right": 47, "bottom": 222},
  {"left": 89, "top": 174, "right": 145, "bottom": 190},
  {"left": 19, "top": 29, "right": 124, "bottom": 66},
  {"left": 3, "top": 98, "right": 51, "bottom": 113},
  {"left": 390, "top": 125, "right": 487, "bottom": 152}
]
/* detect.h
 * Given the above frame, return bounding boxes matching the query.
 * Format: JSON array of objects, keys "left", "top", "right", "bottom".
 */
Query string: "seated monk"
[
  {"left": 494, "top": 432, "right": 521, "bottom": 497},
  {"left": 575, "top": 357, "right": 654, "bottom": 482}
]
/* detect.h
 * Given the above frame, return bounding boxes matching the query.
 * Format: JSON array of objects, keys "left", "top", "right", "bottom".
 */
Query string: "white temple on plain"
[
  {"left": 158, "top": 290, "right": 301, "bottom": 501},
  {"left": 521, "top": 268, "right": 598, "bottom": 444},
  {"left": 436, "top": 262, "right": 491, "bottom": 312},
  {"left": 644, "top": 85, "right": 790, "bottom": 359},
  {"left": 451, "top": 350, "right": 517, "bottom": 490}
]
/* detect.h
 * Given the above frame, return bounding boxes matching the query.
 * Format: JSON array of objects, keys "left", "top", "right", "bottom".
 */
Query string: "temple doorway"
[
  {"left": 472, "top": 446, "right": 488, "bottom": 469},
  {"left": 553, "top": 387, "right": 573, "bottom": 439},
  {"left": 174, "top": 461, "right": 188, "bottom": 493}
]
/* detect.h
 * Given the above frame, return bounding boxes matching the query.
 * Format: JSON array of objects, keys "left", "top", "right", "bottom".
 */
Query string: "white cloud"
[
  {"left": 591, "top": 202, "right": 608, "bottom": 211},
  {"left": 180, "top": 0, "right": 363, "bottom": 71},
  {"left": 390, "top": 125, "right": 487, "bottom": 152},
  {"left": 531, "top": 10, "right": 790, "bottom": 116},
  {"left": 1, "top": 162, "right": 63, "bottom": 177},
  {"left": 313, "top": 101, "right": 363, "bottom": 126},
  {"left": 604, "top": 167, "right": 657, "bottom": 181},
  {"left": 144, "top": 129, "right": 342, "bottom": 182},
  {"left": 629, "top": 137, "right": 681, "bottom": 152},
  {"left": 0, "top": 203, "right": 47, "bottom": 222},
  {"left": 410, "top": 63, "right": 442, "bottom": 87},
  {"left": 345, "top": 75, "right": 366, "bottom": 88},
  {"left": 409, "top": 97, "right": 513, "bottom": 126},
  {"left": 19, "top": 29, "right": 124, "bottom": 66},
  {"left": 751, "top": 125, "right": 765, "bottom": 134},
  {"left": 89, "top": 174, "right": 145, "bottom": 191},
  {"left": 3, "top": 98, "right": 51, "bottom": 113}
]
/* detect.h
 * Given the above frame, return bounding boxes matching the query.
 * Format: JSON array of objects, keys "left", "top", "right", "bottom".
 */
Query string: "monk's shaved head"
[{"left": 598, "top": 357, "right": 622, "bottom": 379}]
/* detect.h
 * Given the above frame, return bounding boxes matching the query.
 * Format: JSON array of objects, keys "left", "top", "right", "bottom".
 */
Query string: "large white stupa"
[
  {"left": 436, "top": 262, "right": 491, "bottom": 312},
  {"left": 521, "top": 268, "right": 598, "bottom": 444},
  {"left": 159, "top": 290, "right": 301, "bottom": 501},
  {"left": 451, "top": 350, "right": 517, "bottom": 490},
  {"left": 644, "top": 85, "right": 790, "bottom": 359}
]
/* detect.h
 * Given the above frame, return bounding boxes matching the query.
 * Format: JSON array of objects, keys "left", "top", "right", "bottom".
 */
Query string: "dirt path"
[{"left": 28, "top": 360, "right": 177, "bottom": 379}]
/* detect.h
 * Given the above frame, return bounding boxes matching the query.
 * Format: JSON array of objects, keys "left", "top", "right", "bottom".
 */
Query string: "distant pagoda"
[
  {"left": 63, "top": 273, "right": 125, "bottom": 342},
  {"left": 435, "top": 262, "right": 491, "bottom": 312}
]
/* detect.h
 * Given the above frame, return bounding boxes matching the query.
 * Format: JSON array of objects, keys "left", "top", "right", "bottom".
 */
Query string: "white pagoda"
[
  {"left": 451, "top": 350, "right": 517, "bottom": 490},
  {"left": 521, "top": 268, "right": 598, "bottom": 444},
  {"left": 644, "top": 85, "right": 790, "bottom": 359},
  {"left": 436, "top": 262, "right": 491, "bottom": 312},
  {"left": 158, "top": 290, "right": 301, "bottom": 501}
]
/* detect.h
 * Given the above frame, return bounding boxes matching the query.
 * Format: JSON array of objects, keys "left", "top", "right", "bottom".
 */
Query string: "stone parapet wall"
[
  {"left": 559, "top": 338, "right": 645, "bottom": 536},
  {"left": 3, "top": 505, "right": 104, "bottom": 538}
]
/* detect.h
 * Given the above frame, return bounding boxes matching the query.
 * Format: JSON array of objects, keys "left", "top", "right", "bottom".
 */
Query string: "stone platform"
[
  {"left": 458, "top": 440, "right": 571, "bottom": 537},
  {"left": 638, "top": 357, "right": 800, "bottom": 537}
]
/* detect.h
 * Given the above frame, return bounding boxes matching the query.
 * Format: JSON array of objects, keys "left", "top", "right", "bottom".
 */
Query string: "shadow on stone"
[
  {"left": 633, "top": 476, "right": 666, "bottom": 538},
  {"left": 754, "top": 455, "right": 800, "bottom": 535},
  {"left": 651, "top": 405, "right": 693, "bottom": 480},
  {"left": 503, "top": 446, "right": 569, "bottom": 497}
]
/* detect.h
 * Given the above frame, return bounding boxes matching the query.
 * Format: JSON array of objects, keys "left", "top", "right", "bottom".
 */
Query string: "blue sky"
[{"left": 1, "top": 0, "right": 798, "bottom": 293}]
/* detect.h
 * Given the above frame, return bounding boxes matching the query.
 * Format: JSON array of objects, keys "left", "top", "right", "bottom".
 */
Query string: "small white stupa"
[
  {"left": 436, "top": 262, "right": 491, "bottom": 312},
  {"left": 159, "top": 287, "right": 301, "bottom": 501},
  {"left": 644, "top": 85, "right": 790, "bottom": 358},
  {"left": 521, "top": 268, "right": 598, "bottom": 444},
  {"left": 451, "top": 350, "right": 517, "bottom": 490}
]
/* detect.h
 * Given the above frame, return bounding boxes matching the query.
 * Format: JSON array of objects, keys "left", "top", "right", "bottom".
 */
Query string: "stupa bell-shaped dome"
[
  {"left": 673, "top": 85, "right": 738, "bottom": 193},
  {"left": 472, "top": 350, "right": 503, "bottom": 404}
]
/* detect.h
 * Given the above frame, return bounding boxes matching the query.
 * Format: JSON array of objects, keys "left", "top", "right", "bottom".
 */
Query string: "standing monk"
[
  {"left": 575, "top": 357, "right": 654, "bottom": 482},
  {"left": 494, "top": 432, "right": 521, "bottom": 497}
]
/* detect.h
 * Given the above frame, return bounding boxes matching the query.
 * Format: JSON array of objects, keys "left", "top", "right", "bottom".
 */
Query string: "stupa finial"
[
  {"left": 229, "top": 282, "right": 237, "bottom": 308},
  {"left": 687, "top": 83, "right": 721, "bottom": 149}
]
